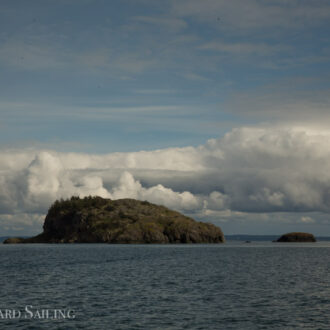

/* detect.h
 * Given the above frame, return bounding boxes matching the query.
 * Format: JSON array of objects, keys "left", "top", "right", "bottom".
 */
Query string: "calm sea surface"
[{"left": 0, "top": 242, "right": 329, "bottom": 329}]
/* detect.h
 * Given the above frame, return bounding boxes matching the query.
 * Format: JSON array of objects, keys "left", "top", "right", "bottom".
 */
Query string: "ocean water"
[{"left": 0, "top": 242, "right": 330, "bottom": 329}]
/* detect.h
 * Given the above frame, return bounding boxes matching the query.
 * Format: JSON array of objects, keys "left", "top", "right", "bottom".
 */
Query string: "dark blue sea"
[{"left": 1, "top": 242, "right": 330, "bottom": 329}]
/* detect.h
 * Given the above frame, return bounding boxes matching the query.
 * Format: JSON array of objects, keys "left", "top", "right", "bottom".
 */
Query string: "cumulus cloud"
[
  {"left": 109, "top": 171, "right": 199, "bottom": 211},
  {"left": 2, "top": 125, "right": 330, "bottom": 233}
]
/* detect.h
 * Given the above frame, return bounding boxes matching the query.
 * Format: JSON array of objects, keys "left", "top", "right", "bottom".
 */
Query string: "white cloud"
[
  {"left": 2, "top": 125, "right": 330, "bottom": 233},
  {"left": 110, "top": 171, "right": 199, "bottom": 210},
  {"left": 300, "top": 216, "right": 315, "bottom": 224}
]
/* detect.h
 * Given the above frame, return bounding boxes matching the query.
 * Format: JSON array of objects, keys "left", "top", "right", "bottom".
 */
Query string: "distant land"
[
  {"left": 225, "top": 235, "right": 330, "bottom": 242},
  {"left": 1, "top": 197, "right": 329, "bottom": 244},
  {"left": 2, "top": 235, "right": 330, "bottom": 244},
  {"left": 3, "top": 234, "right": 330, "bottom": 244},
  {"left": 0, "top": 236, "right": 30, "bottom": 243},
  {"left": 3, "top": 197, "right": 225, "bottom": 244},
  {"left": 276, "top": 232, "right": 316, "bottom": 242}
]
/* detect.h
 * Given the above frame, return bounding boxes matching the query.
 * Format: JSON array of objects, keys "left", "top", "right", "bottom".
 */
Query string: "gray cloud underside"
[{"left": 1, "top": 126, "right": 330, "bottom": 220}]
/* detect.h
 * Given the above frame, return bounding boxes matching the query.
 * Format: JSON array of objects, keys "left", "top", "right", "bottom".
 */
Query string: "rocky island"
[
  {"left": 4, "top": 196, "right": 225, "bottom": 244},
  {"left": 276, "top": 232, "right": 316, "bottom": 242}
]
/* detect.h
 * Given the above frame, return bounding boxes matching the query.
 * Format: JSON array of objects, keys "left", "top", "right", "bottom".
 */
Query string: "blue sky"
[
  {"left": 1, "top": 0, "right": 330, "bottom": 152},
  {"left": 1, "top": 0, "right": 330, "bottom": 236}
]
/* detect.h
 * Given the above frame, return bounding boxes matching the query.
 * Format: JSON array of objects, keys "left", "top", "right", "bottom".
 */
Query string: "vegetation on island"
[{"left": 4, "top": 196, "right": 225, "bottom": 244}]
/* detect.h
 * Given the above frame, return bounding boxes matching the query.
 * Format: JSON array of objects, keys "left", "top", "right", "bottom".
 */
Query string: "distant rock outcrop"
[
  {"left": 3, "top": 237, "right": 25, "bottom": 244},
  {"left": 4, "top": 197, "right": 225, "bottom": 244},
  {"left": 276, "top": 232, "right": 316, "bottom": 242}
]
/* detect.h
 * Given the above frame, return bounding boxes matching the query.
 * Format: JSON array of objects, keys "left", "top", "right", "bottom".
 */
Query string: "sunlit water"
[{"left": 0, "top": 242, "right": 329, "bottom": 329}]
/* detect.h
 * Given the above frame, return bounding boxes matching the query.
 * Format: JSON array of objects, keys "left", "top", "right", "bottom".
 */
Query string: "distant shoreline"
[
  {"left": 226, "top": 235, "right": 330, "bottom": 242},
  {"left": 2, "top": 235, "right": 330, "bottom": 243}
]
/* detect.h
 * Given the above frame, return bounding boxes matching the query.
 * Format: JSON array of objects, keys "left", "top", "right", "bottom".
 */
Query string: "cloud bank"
[{"left": 1, "top": 125, "right": 330, "bottom": 234}]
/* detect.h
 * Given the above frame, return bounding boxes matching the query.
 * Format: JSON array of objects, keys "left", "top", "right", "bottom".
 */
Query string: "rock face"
[
  {"left": 276, "top": 232, "right": 316, "bottom": 242},
  {"left": 4, "top": 197, "right": 225, "bottom": 244}
]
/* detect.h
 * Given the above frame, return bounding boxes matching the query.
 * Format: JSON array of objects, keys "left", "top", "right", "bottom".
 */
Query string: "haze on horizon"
[{"left": 1, "top": 0, "right": 330, "bottom": 236}]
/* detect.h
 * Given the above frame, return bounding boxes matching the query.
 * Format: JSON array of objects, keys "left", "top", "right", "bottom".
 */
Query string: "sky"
[{"left": 1, "top": 0, "right": 330, "bottom": 236}]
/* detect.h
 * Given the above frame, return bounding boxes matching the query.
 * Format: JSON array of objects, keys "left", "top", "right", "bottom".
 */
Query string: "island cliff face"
[
  {"left": 276, "top": 232, "right": 316, "bottom": 242},
  {"left": 4, "top": 197, "right": 225, "bottom": 244}
]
